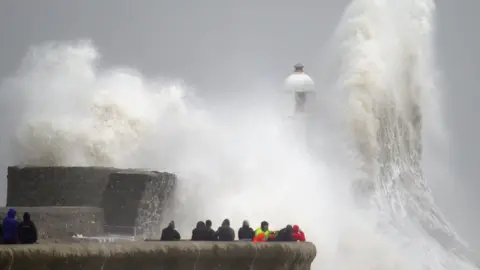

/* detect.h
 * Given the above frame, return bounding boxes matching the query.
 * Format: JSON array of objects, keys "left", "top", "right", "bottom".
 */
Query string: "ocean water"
[{"left": 0, "top": 0, "right": 477, "bottom": 269}]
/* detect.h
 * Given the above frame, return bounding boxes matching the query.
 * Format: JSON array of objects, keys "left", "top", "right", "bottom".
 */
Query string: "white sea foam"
[{"left": 0, "top": 0, "right": 477, "bottom": 269}]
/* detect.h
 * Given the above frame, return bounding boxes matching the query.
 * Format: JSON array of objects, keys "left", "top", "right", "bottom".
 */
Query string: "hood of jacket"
[
  {"left": 196, "top": 221, "right": 206, "bottom": 229},
  {"left": 7, "top": 208, "right": 16, "bottom": 218}
]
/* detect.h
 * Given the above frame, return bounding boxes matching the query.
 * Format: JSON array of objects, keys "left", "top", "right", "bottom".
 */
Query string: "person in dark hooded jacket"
[
  {"left": 191, "top": 221, "right": 211, "bottom": 241},
  {"left": 205, "top": 220, "right": 216, "bottom": 240},
  {"left": 2, "top": 208, "right": 19, "bottom": 244},
  {"left": 272, "top": 225, "right": 295, "bottom": 242},
  {"left": 238, "top": 220, "right": 254, "bottom": 240},
  {"left": 0, "top": 222, "right": 3, "bottom": 244},
  {"left": 215, "top": 219, "right": 235, "bottom": 241},
  {"left": 18, "top": 212, "right": 37, "bottom": 244},
  {"left": 160, "top": 221, "right": 181, "bottom": 241}
]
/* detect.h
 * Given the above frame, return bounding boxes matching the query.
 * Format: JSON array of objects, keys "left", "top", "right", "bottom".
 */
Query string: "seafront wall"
[
  {"left": 101, "top": 170, "right": 176, "bottom": 235},
  {"left": 6, "top": 166, "right": 176, "bottom": 235},
  {"left": 0, "top": 241, "right": 316, "bottom": 270},
  {"left": 7, "top": 166, "right": 118, "bottom": 206}
]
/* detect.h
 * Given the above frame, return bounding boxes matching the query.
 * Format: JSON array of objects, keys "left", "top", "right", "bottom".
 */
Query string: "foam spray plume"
[
  {"left": 324, "top": 0, "right": 478, "bottom": 268},
  {"left": 0, "top": 1, "right": 477, "bottom": 270},
  {"left": 0, "top": 40, "right": 339, "bottom": 246}
]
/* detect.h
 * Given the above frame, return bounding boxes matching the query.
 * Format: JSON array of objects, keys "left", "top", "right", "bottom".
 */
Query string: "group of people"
[
  {"left": 0, "top": 209, "right": 38, "bottom": 244},
  {"left": 2, "top": 208, "right": 307, "bottom": 245},
  {"left": 160, "top": 219, "right": 306, "bottom": 242}
]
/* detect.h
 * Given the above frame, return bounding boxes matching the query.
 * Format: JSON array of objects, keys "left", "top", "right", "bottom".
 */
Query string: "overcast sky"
[{"left": 0, "top": 0, "right": 479, "bottom": 247}]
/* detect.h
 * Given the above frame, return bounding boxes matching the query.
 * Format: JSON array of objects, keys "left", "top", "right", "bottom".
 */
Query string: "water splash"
[
  {"left": 326, "top": 0, "right": 477, "bottom": 268},
  {"left": 0, "top": 0, "right": 478, "bottom": 269}
]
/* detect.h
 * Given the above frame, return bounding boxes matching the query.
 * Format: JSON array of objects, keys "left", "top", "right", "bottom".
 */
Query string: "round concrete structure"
[
  {"left": 101, "top": 170, "right": 176, "bottom": 235},
  {"left": 6, "top": 166, "right": 177, "bottom": 237},
  {"left": 7, "top": 166, "right": 121, "bottom": 207}
]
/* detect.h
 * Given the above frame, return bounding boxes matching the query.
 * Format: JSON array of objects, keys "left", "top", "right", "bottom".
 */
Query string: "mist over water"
[{"left": 0, "top": 0, "right": 477, "bottom": 269}]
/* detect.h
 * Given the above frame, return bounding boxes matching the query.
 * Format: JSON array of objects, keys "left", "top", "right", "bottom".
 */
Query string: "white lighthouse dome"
[{"left": 284, "top": 63, "right": 315, "bottom": 93}]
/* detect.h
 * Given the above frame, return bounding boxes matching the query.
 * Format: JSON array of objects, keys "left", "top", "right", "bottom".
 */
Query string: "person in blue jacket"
[{"left": 2, "top": 208, "right": 19, "bottom": 244}]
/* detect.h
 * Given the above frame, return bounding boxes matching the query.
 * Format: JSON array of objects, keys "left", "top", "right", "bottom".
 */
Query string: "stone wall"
[
  {"left": 0, "top": 241, "right": 316, "bottom": 270},
  {"left": 101, "top": 170, "right": 176, "bottom": 235},
  {"left": 6, "top": 166, "right": 177, "bottom": 237},
  {"left": 135, "top": 172, "right": 176, "bottom": 236},
  {"left": 0, "top": 207, "right": 104, "bottom": 241},
  {"left": 7, "top": 166, "right": 120, "bottom": 207}
]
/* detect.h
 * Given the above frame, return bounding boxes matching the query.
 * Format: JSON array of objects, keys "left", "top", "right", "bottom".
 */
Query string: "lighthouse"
[
  {"left": 283, "top": 63, "right": 315, "bottom": 116},
  {"left": 282, "top": 63, "right": 316, "bottom": 148}
]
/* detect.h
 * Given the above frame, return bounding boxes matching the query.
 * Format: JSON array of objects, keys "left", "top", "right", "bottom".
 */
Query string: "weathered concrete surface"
[
  {"left": 0, "top": 207, "right": 104, "bottom": 241},
  {"left": 101, "top": 170, "right": 176, "bottom": 235},
  {"left": 6, "top": 166, "right": 177, "bottom": 235},
  {"left": 134, "top": 171, "right": 176, "bottom": 236},
  {"left": 7, "top": 166, "right": 120, "bottom": 207},
  {"left": 0, "top": 241, "right": 316, "bottom": 270}
]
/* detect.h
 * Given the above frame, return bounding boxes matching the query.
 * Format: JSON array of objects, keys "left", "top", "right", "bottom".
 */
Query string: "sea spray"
[
  {"left": 328, "top": 0, "right": 476, "bottom": 268},
  {"left": 0, "top": 0, "right": 477, "bottom": 269},
  {"left": 0, "top": 40, "right": 342, "bottom": 256}
]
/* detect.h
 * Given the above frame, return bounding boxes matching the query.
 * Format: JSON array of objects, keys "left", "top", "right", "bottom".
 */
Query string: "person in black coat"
[
  {"left": 238, "top": 220, "right": 254, "bottom": 240},
  {"left": 191, "top": 221, "right": 211, "bottom": 241},
  {"left": 215, "top": 219, "right": 235, "bottom": 241},
  {"left": 272, "top": 225, "right": 295, "bottom": 242},
  {"left": 160, "top": 221, "right": 181, "bottom": 241},
  {"left": 205, "top": 220, "right": 216, "bottom": 240},
  {"left": 0, "top": 221, "right": 3, "bottom": 244},
  {"left": 18, "top": 212, "right": 37, "bottom": 244}
]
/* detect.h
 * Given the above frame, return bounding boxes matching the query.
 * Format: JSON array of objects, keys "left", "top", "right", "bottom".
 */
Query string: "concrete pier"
[{"left": 0, "top": 241, "right": 316, "bottom": 270}]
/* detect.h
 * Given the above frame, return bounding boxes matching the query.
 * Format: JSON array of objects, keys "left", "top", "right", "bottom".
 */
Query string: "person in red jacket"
[{"left": 292, "top": 225, "right": 306, "bottom": 242}]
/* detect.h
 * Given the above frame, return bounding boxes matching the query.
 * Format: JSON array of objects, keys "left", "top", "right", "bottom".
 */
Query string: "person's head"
[
  {"left": 168, "top": 220, "right": 175, "bottom": 228},
  {"left": 285, "top": 225, "right": 293, "bottom": 232},
  {"left": 196, "top": 221, "right": 206, "bottom": 229},
  {"left": 222, "top": 219, "right": 230, "bottom": 227},
  {"left": 293, "top": 225, "right": 300, "bottom": 233},
  {"left": 23, "top": 212, "right": 31, "bottom": 222},
  {"left": 261, "top": 221, "right": 269, "bottom": 231},
  {"left": 7, "top": 208, "right": 16, "bottom": 218},
  {"left": 242, "top": 220, "right": 249, "bottom": 227},
  {"left": 206, "top": 220, "right": 212, "bottom": 229}
]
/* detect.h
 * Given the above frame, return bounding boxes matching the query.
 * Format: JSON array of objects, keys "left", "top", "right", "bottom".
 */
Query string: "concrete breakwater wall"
[
  {"left": 6, "top": 166, "right": 177, "bottom": 235},
  {"left": 0, "top": 241, "right": 316, "bottom": 270},
  {"left": 102, "top": 170, "right": 176, "bottom": 235},
  {"left": 7, "top": 166, "right": 118, "bottom": 207},
  {"left": 7, "top": 166, "right": 176, "bottom": 208}
]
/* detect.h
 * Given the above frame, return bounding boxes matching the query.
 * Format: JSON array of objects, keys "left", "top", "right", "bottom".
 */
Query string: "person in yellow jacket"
[{"left": 255, "top": 221, "right": 272, "bottom": 241}]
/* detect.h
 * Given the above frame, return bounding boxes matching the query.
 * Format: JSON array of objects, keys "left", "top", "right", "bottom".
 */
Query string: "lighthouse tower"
[
  {"left": 283, "top": 63, "right": 315, "bottom": 116},
  {"left": 282, "top": 63, "right": 316, "bottom": 147}
]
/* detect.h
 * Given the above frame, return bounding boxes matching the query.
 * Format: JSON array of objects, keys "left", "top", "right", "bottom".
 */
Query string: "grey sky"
[{"left": 0, "top": 0, "right": 479, "bottom": 247}]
